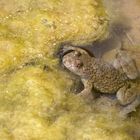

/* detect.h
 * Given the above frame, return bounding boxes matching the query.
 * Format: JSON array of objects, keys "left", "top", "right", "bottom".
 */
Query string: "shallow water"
[{"left": 89, "top": 0, "right": 140, "bottom": 59}]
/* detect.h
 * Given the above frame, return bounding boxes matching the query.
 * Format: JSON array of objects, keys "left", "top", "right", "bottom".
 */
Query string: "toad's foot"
[
  {"left": 113, "top": 50, "right": 139, "bottom": 80},
  {"left": 78, "top": 90, "right": 94, "bottom": 102},
  {"left": 116, "top": 85, "right": 138, "bottom": 105}
]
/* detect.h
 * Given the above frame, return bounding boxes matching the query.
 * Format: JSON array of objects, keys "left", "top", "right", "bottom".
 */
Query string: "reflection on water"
[{"left": 85, "top": 0, "right": 140, "bottom": 68}]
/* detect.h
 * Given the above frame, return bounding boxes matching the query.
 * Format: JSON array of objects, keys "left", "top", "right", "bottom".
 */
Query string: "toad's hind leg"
[
  {"left": 119, "top": 95, "right": 140, "bottom": 117},
  {"left": 116, "top": 86, "right": 137, "bottom": 105}
]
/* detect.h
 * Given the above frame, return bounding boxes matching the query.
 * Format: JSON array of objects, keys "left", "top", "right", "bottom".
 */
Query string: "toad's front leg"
[{"left": 77, "top": 79, "right": 94, "bottom": 100}]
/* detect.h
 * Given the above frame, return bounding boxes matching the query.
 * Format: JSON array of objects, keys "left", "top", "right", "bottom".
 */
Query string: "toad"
[{"left": 62, "top": 45, "right": 139, "bottom": 106}]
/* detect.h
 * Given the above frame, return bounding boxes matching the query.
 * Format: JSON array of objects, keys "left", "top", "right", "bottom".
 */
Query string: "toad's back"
[{"left": 88, "top": 58, "right": 128, "bottom": 93}]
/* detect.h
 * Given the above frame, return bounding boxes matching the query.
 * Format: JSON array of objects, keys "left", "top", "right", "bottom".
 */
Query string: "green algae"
[
  {"left": 0, "top": 0, "right": 139, "bottom": 140},
  {"left": 0, "top": 0, "right": 108, "bottom": 75},
  {"left": 0, "top": 66, "right": 139, "bottom": 140}
]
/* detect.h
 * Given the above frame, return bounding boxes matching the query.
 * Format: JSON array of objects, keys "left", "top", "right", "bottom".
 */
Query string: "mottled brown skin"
[
  {"left": 64, "top": 51, "right": 127, "bottom": 93},
  {"left": 62, "top": 45, "right": 139, "bottom": 106}
]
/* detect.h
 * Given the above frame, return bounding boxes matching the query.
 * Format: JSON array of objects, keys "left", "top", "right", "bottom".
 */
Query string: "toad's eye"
[
  {"left": 74, "top": 51, "right": 81, "bottom": 57},
  {"left": 75, "top": 60, "right": 83, "bottom": 68}
]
